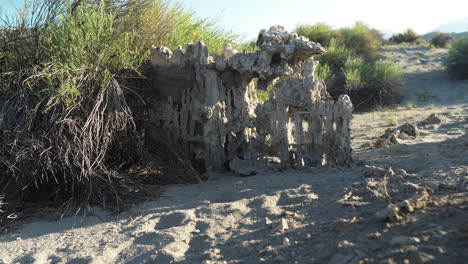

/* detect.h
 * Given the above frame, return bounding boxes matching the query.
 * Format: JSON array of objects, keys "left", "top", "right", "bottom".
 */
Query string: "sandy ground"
[{"left": 0, "top": 47, "right": 467, "bottom": 264}]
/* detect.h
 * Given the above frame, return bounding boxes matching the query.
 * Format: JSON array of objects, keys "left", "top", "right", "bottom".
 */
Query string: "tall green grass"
[{"left": 125, "top": 0, "right": 239, "bottom": 54}]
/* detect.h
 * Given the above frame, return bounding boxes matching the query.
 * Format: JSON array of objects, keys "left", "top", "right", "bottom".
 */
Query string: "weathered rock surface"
[
  {"left": 419, "top": 113, "right": 442, "bottom": 126},
  {"left": 399, "top": 123, "right": 420, "bottom": 138},
  {"left": 146, "top": 26, "right": 353, "bottom": 173}
]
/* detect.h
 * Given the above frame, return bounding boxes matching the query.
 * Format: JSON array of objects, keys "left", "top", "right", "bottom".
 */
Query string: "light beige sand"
[{"left": 0, "top": 46, "right": 467, "bottom": 264}]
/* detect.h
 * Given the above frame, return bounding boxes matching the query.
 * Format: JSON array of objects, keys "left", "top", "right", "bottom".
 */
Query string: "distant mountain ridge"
[
  {"left": 422, "top": 31, "right": 468, "bottom": 41},
  {"left": 433, "top": 17, "right": 468, "bottom": 33}
]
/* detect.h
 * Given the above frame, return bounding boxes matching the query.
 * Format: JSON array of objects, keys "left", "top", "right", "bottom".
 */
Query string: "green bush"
[
  {"left": 338, "top": 22, "right": 382, "bottom": 61},
  {"left": 446, "top": 37, "right": 468, "bottom": 79},
  {"left": 389, "top": 29, "right": 421, "bottom": 44},
  {"left": 343, "top": 58, "right": 404, "bottom": 107},
  {"left": 430, "top": 32, "right": 453, "bottom": 48},
  {"left": 315, "top": 38, "right": 354, "bottom": 72},
  {"left": 294, "top": 23, "right": 336, "bottom": 47},
  {"left": 296, "top": 22, "right": 403, "bottom": 108},
  {"left": 295, "top": 22, "right": 382, "bottom": 62}
]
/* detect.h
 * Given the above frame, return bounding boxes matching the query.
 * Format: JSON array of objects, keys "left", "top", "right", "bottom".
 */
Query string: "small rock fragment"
[
  {"left": 337, "top": 240, "right": 354, "bottom": 254},
  {"left": 398, "top": 200, "right": 414, "bottom": 213},
  {"left": 374, "top": 138, "right": 392, "bottom": 148},
  {"left": 281, "top": 210, "right": 296, "bottom": 217},
  {"left": 364, "top": 165, "right": 388, "bottom": 177},
  {"left": 399, "top": 123, "right": 420, "bottom": 138},
  {"left": 368, "top": 232, "right": 382, "bottom": 240},
  {"left": 419, "top": 113, "right": 442, "bottom": 126},
  {"left": 360, "top": 142, "right": 373, "bottom": 149},
  {"left": 398, "top": 132, "right": 411, "bottom": 140},
  {"left": 376, "top": 205, "right": 401, "bottom": 222},
  {"left": 272, "top": 218, "right": 290, "bottom": 233}
]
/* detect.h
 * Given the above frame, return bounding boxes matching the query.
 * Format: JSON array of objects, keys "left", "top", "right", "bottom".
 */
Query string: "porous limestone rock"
[{"left": 146, "top": 26, "right": 353, "bottom": 173}]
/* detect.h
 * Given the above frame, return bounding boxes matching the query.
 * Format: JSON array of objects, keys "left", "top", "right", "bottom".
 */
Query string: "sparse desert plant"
[
  {"left": 294, "top": 23, "right": 337, "bottom": 47},
  {"left": 446, "top": 37, "right": 468, "bottom": 80},
  {"left": 426, "top": 103, "right": 436, "bottom": 109},
  {"left": 430, "top": 32, "right": 453, "bottom": 48},
  {"left": 382, "top": 111, "right": 398, "bottom": 126},
  {"left": 406, "top": 101, "right": 415, "bottom": 110},
  {"left": 390, "top": 28, "right": 421, "bottom": 44}
]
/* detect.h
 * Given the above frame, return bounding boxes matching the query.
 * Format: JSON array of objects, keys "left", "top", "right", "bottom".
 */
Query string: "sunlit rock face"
[{"left": 146, "top": 25, "right": 353, "bottom": 173}]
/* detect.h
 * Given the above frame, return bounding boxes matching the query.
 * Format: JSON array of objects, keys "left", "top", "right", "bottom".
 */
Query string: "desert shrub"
[
  {"left": 293, "top": 22, "right": 403, "bottom": 108},
  {"left": 315, "top": 38, "right": 354, "bottom": 73},
  {"left": 0, "top": 1, "right": 147, "bottom": 214},
  {"left": 430, "top": 32, "right": 453, "bottom": 48},
  {"left": 309, "top": 33, "right": 402, "bottom": 107},
  {"left": 0, "top": 0, "right": 234, "bottom": 216},
  {"left": 343, "top": 58, "right": 373, "bottom": 90},
  {"left": 389, "top": 29, "right": 421, "bottom": 44},
  {"left": 446, "top": 37, "right": 468, "bottom": 80},
  {"left": 344, "top": 58, "right": 404, "bottom": 107},
  {"left": 295, "top": 22, "right": 382, "bottom": 61},
  {"left": 338, "top": 22, "right": 382, "bottom": 61},
  {"left": 294, "top": 23, "right": 337, "bottom": 47}
]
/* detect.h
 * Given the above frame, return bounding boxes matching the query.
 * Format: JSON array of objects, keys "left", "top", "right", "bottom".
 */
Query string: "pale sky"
[
  {"left": 1, "top": 0, "right": 467, "bottom": 40},
  {"left": 181, "top": 0, "right": 468, "bottom": 40}
]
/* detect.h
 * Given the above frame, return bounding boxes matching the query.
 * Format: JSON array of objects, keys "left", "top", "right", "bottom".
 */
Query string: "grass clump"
[
  {"left": 430, "top": 32, "right": 453, "bottom": 48},
  {"left": 343, "top": 58, "right": 404, "bottom": 107},
  {"left": 0, "top": 0, "right": 236, "bottom": 219},
  {"left": 446, "top": 37, "right": 468, "bottom": 80},
  {"left": 426, "top": 103, "right": 436, "bottom": 109},
  {"left": 389, "top": 28, "right": 421, "bottom": 44},
  {"left": 294, "top": 22, "right": 403, "bottom": 109},
  {"left": 382, "top": 111, "right": 398, "bottom": 126},
  {"left": 406, "top": 101, "right": 415, "bottom": 110}
]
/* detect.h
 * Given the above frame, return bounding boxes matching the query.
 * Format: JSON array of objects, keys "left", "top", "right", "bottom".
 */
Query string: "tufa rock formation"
[{"left": 146, "top": 26, "right": 353, "bottom": 173}]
